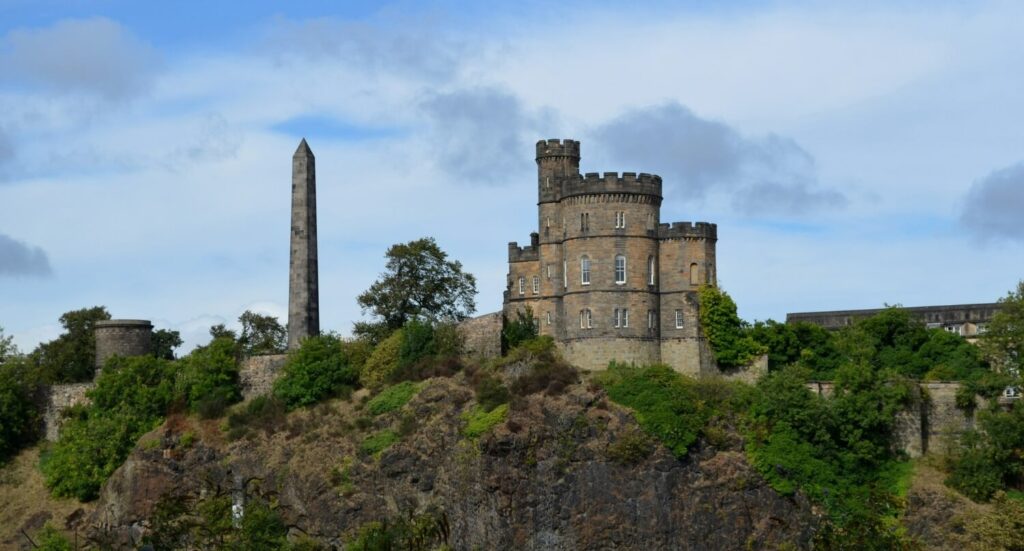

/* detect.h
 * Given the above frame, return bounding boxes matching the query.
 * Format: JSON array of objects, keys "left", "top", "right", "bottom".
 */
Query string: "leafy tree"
[
  {"left": 0, "top": 357, "right": 41, "bottom": 462},
  {"left": 238, "top": 310, "right": 287, "bottom": 356},
  {"left": 697, "top": 285, "right": 765, "bottom": 367},
  {"left": 177, "top": 336, "right": 241, "bottom": 417},
  {"left": 980, "top": 280, "right": 1024, "bottom": 377},
  {"left": 0, "top": 325, "right": 17, "bottom": 364},
  {"left": 361, "top": 329, "right": 404, "bottom": 390},
  {"left": 355, "top": 237, "right": 477, "bottom": 341},
  {"left": 501, "top": 307, "right": 538, "bottom": 354},
  {"left": 209, "top": 323, "right": 238, "bottom": 342},
  {"left": 748, "top": 319, "right": 842, "bottom": 375},
  {"left": 30, "top": 306, "right": 111, "bottom": 382},
  {"left": 273, "top": 334, "right": 360, "bottom": 409},
  {"left": 152, "top": 329, "right": 184, "bottom": 360}
]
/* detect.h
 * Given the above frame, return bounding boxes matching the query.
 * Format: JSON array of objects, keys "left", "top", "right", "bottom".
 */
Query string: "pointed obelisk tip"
[{"left": 294, "top": 138, "right": 313, "bottom": 158}]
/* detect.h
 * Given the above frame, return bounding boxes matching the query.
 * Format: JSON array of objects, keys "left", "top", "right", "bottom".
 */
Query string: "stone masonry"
[
  {"left": 94, "top": 319, "right": 153, "bottom": 375},
  {"left": 43, "top": 383, "right": 94, "bottom": 441},
  {"left": 458, "top": 312, "right": 503, "bottom": 359},
  {"left": 288, "top": 138, "right": 320, "bottom": 350},
  {"left": 504, "top": 139, "right": 718, "bottom": 373},
  {"left": 239, "top": 354, "right": 289, "bottom": 400}
]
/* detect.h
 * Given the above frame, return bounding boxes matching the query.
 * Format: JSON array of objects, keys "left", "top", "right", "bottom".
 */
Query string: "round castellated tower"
[{"left": 94, "top": 319, "right": 154, "bottom": 375}]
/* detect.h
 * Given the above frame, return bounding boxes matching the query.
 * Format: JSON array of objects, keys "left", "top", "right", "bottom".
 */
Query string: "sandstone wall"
[
  {"left": 458, "top": 312, "right": 502, "bottom": 360},
  {"left": 239, "top": 354, "right": 288, "bottom": 400},
  {"left": 43, "top": 383, "right": 95, "bottom": 441},
  {"left": 94, "top": 320, "right": 153, "bottom": 373}
]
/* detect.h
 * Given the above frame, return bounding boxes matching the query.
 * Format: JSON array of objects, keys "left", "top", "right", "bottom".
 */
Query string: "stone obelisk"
[{"left": 288, "top": 139, "right": 319, "bottom": 349}]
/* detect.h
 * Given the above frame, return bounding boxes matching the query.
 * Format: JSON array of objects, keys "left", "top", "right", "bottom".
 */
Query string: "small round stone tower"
[{"left": 94, "top": 319, "right": 154, "bottom": 375}]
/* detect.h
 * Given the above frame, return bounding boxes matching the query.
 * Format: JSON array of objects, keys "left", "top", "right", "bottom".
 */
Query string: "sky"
[{"left": 1, "top": 0, "right": 1023, "bottom": 353}]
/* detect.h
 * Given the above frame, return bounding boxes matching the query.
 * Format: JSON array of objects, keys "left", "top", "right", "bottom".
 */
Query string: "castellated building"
[{"left": 504, "top": 139, "right": 718, "bottom": 373}]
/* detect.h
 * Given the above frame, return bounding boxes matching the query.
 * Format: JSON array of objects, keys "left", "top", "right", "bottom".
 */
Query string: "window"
[
  {"left": 615, "top": 211, "right": 625, "bottom": 228},
  {"left": 532, "top": 276, "right": 540, "bottom": 295},
  {"left": 546, "top": 264, "right": 552, "bottom": 279},
  {"left": 580, "top": 212, "right": 590, "bottom": 231},
  {"left": 563, "top": 260, "right": 568, "bottom": 289},
  {"left": 646, "top": 213, "right": 654, "bottom": 230},
  {"left": 647, "top": 256, "right": 656, "bottom": 285},
  {"left": 546, "top": 312, "right": 552, "bottom": 325},
  {"left": 580, "top": 309, "right": 593, "bottom": 329},
  {"left": 581, "top": 256, "right": 591, "bottom": 285},
  {"left": 615, "top": 255, "right": 626, "bottom": 284},
  {"left": 613, "top": 308, "right": 629, "bottom": 328},
  {"left": 518, "top": 277, "right": 525, "bottom": 295},
  {"left": 946, "top": 324, "right": 963, "bottom": 336},
  {"left": 689, "top": 263, "right": 699, "bottom": 286},
  {"left": 675, "top": 310, "right": 684, "bottom": 329},
  {"left": 647, "top": 310, "right": 656, "bottom": 329}
]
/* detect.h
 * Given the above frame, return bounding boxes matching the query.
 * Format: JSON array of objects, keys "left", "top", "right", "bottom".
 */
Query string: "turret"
[{"left": 536, "top": 139, "right": 580, "bottom": 204}]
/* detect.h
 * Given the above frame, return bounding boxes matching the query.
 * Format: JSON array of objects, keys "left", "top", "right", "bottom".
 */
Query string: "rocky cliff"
[{"left": 85, "top": 376, "right": 817, "bottom": 549}]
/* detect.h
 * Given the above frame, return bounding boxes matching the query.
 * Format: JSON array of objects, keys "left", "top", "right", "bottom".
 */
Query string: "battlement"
[
  {"left": 657, "top": 221, "right": 717, "bottom": 240},
  {"left": 560, "top": 171, "right": 663, "bottom": 199},
  {"left": 508, "top": 232, "right": 541, "bottom": 262},
  {"left": 536, "top": 139, "right": 581, "bottom": 159}
]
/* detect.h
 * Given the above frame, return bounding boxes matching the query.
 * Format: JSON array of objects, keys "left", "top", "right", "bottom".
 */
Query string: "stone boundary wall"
[
  {"left": 459, "top": 312, "right": 502, "bottom": 360},
  {"left": 239, "top": 354, "right": 288, "bottom": 400},
  {"left": 43, "top": 383, "right": 95, "bottom": 441},
  {"left": 806, "top": 381, "right": 982, "bottom": 458}
]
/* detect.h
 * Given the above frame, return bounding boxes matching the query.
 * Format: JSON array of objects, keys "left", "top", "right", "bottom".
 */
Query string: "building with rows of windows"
[{"left": 503, "top": 139, "right": 720, "bottom": 373}]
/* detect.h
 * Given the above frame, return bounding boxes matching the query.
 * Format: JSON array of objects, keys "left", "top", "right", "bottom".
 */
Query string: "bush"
[
  {"left": 506, "top": 338, "right": 578, "bottom": 397},
  {"left": 469, "top": 370, "right": 509, "bottom": 412},
  {"left": 176, "top": 336, "right": 241, "bottom": 416},
  {"left": 501, "top": 307, "right": 538, "bottom": 353},
  {"left": 462, "top": 404, "right": 508, "bottom": 438},
  {"left": 398, "top": 319, "right": 436, "bottom": 371},
  {"left": 944, "top": 405, "right": 1024, "bottom": 502},
  {"left": 225, "top": 394, "right": 288, "bottom": 440},
  {"left": 697, "top": 285, "right": 765, "bottom": 368},
  {"left": 360, "top": 429, "right": 399, "bottom": 457},
  {"left": 274, "top": 335, "right": 359, "bottom": 409},
  {"left": 366, "top": 381, "right": 421, "bottom": 416},
  {"left": 606, "top": 429, "right": 655, "bottom": 465},
  {"left": 34, "top": 524, "right": 73, "bottom": 551},
  {"left": 0, "top": 358, "right": 41, "bottom": 462},
  {"left": 361, "top": 329, "right": 404, "bottom": 390}
]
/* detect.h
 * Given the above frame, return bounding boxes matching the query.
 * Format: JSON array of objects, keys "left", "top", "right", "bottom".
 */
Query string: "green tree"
[
  {"left": 501, "top": 306, "right": 538, "bottom": 354},
  {"left": 209, "top": 323, "right": 238, "bottom": 342},
  {"left": 980, "top": 280, "right": 1024, "bottom": 377},
  {"left": 152, "top": 329, "right": 184, "bottom": 360},
  {"left": 0, "top": 357, "right": 40, "bottom": 462},
  {"left": 355, "top": 237, "right": 477, "bottom": 341},
  {"left": 238, "top": 311, "right": 287, "bottom": 356},
  {"left": 0, "top": 325, "right": 17, "bottom": 364},
  {"left": 177, "top": 336, "right": 241, "bottom": 417},
  {"left": 697, "top": 285, "right": 765, "bottom": 367},
  {"left": 273, "top": 334, "right": 360, "bottom": 409},
  {"left": 30, "top": 306, "right": 111, "bottom": 382}
]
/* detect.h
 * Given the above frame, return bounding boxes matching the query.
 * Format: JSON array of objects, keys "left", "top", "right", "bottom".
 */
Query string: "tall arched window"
[
  {"left": 689, "top": 263, "right": 699, "bottom": 286},
  {"left": 579, "top": 309, "right": 592, "bottom": 329},
  {"left": 581, "top": 256, "right": 591, "bottom": 285},
  {"left": 615, "top": 255, "right": 626, "bottom": 284},
  {"left": 647, "top": 256, "right": 656, "bottom": 285}
]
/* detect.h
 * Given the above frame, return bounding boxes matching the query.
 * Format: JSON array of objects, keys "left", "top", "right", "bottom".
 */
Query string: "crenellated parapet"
[
  {"left": 536, "top": 138, "right": 581, "bottom": 160},
  {"left": 508, "top": 242, "right": 540, "bottom": 263},
  {"left": 657, "top": 221, "right": 717, "bottom": 241},
  {"left": 559, "top": 172, "right": 663, "bottom": 201}
]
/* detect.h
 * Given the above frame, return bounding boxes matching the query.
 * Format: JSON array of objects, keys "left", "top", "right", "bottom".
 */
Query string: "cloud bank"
[
  {"left": 0, "top": 233, "right": 52, "bottom": 277},
  {"left": 590, "top": 102, "right": 846, "bottom": 215},
  {"left": 961, "top": 162, "right": 1024, "bottom": 242}
]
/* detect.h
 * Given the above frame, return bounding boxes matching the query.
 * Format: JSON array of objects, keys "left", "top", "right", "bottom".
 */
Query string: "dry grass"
[{"left": 0, "top": 446, "right": 96, "bottom": 549}]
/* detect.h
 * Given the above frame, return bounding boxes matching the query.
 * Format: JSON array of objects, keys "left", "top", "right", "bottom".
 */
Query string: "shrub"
[
  {"left": 274, "top": 335, "right": 359, "bottom": 409},
  {"left": 462, "top": 404, "right": 508, "bottom": 438},
  {"left": 606, "top": 429, "right": 655, "bottom": 465},
  {"left": 34, "top": 524, "right": 73, "bottom": 551},
  {"left": 176, "top": 336, "right": 240, "bottom": 416},
  {"left": 501, "top": 307, "right": 538, "bottom": 353},
  {"left": 507, "top": 339, "right": 578, "bottom": 397},
  {"left": 399, "top": 319, "right": 436, "bottom": 370},
  {"left": 360, "top": 429, "right": 399, "bottom": 457},
  {"left": 225, "top": 394, "right": 288, "bottom": 440},
  {"left": 366, "top": 381, "right": 421, "bottom": 416},
  {"left": 470, "top": 371, "right": 509, "bottom": 412},
  {"left": 0, "top": 358, "right": 41, "bottom": 462},
  {"left": 361, "top": 329, "right": 404, "bottom": 390},
  {"left": 697, "top": 285, "right": 765, "bottom": 368}
]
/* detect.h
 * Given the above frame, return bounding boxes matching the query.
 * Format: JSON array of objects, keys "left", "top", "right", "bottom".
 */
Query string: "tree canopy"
[
  {"left": 238, "top": 310, "right": 287, "bottom": 356},
  {"left": 355, "top": 237, "right": 476, "bottom": 341},
  {"left": 30, "top": 306, "right": 111, "bottom": 383}
]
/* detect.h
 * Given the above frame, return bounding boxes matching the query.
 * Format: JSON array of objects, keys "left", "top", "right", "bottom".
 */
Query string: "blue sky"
[{"left": 1, "top": 0, "right": 1023, "bottom": 353}]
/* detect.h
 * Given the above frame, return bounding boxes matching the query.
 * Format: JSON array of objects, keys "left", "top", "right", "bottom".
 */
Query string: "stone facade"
[
  {"left": 807, "top": 381, "right": 982, "bottom": 458},
  {"left": 94, "top": 319, "right": 153, "bottom": 374},
  {"left": 458, "top": 312, "right": 502, "bottom": 359},
  {"left": 787, "top": 303, "right": 1001, "bottom": 340},
  {"left": 43, "top": 383, "right": 94, "bottom": 441},
  {"left": 288, "top": 139, "right": 320, "bottom": 350},
  {"left": 239, "top": 354, "right": 288, "bottom": 400},
  {"left": 504, "top": 139, "right": 718, "bottom": 373}
]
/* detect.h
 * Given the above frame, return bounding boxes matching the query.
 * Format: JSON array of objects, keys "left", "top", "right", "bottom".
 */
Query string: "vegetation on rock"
[
  {"left": 273, "top": 334, "right": 360, "bottom": 409},
  {"left": 366, "top": 381, "right": 421, "bottom": 416},
  {"left": 697, "top": 285, "right": 766, "bottom": 367}
]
